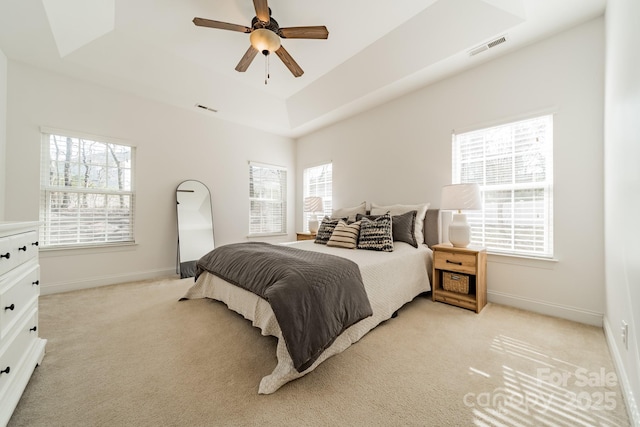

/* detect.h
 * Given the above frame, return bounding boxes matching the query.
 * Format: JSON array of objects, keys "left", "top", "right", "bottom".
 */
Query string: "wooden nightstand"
[
  {"left": 296, "top": 232, "right": 316, "bottom": 241},
  {"left": 432, "top": 244, "right": 487, "bottom": 313}
]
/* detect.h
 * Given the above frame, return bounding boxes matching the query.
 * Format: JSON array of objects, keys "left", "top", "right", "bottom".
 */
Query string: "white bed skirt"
[{"left": 182, "top": 241, "right": 432, "bottom": 394}]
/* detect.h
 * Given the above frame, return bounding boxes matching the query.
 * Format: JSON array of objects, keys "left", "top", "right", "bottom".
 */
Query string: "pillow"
[
  {"left": 332, "top": 202, "right": 366, "bottom": 222},
  {"left": 357, "top": 213, "right": 393, "bottom": 252},
  {"left": 370, "top": 202, "right": 429, "bottom": 245},
  {"left": 314, "top": 217, "right": 344, "bottom": 244},
  {"left": 327, "top": 220, "right": 361, "bottom": 249},
  {"left": 357, "top": 210, "right": 417, "bottom": 248}
]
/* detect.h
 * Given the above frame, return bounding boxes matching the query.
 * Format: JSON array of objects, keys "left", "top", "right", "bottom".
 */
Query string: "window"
[
  {"left": 302, "top": 163, "right": 332, "bottom": 232},
  {"left": 249, "top": 162, "right": 287, "bottom": 235},
  {"left": 452, "top": 115, "right": 553, "bottom": 257},
  {"left": 40, "top": 130, "right": 135, "bottom": 248}
]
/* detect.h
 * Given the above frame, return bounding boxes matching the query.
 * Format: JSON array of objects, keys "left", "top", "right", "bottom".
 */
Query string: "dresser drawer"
[
  {"left": 433, "top": 250, "right": 477, "bottom": 274},
  {"left": 0, "top": 231, "right": 38, "bottom": 277},
  {"left": 0, "top": 307, "right": 39, "bottom": 398},
  {"left": 0, "top": 262, "right": 40, "bottom": 341}
]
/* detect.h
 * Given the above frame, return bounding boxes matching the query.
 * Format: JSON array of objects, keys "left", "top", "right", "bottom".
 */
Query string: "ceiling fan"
[{"left": 193, "top": 0, "right": 329, "bottom": 80}]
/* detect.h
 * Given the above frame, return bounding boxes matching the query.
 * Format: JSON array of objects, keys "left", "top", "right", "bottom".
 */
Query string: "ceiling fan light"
[{"left": 250, "top": 28, "right": 281, "bottom": 54}]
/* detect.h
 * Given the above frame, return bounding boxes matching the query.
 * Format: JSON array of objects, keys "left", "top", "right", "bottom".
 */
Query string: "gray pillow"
[{"left": 357, "top": 210, "right": 417, "bottom": 248}]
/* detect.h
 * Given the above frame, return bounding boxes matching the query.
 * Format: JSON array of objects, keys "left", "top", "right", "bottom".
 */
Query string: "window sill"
[
  {"left": 487, "top": 251, "right": 558, "bottom": 270},
  {"left": 40, "top": 242, "right": 138, "bottom": 257},
  {"left": 247, "top": 233, "right": 288, "bottom": 239}
]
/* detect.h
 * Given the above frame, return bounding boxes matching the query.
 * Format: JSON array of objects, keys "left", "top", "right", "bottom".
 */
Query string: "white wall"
[
  {"left": 297, "top": 18, "right": 605, "bottom": 326},
  {"left": 604, "top": 0, "right": 640, "bottom": 424},
  {"left": 0, "top": 48, "right": 7, "bottom": 221},
  {"left": 5, "top": 61, "right": 295, "bottom": 294}
]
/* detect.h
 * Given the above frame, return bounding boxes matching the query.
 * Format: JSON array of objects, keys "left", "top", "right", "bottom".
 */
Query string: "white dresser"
[{"left": 0, "top": 222, "right": 46, "bottom": 426}]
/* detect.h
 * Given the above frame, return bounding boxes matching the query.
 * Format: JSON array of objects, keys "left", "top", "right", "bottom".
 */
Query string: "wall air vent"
[
  {"left": 468, "top": 35, "right": 507, "bottom": 57},
  {"left": 195, "top": 104, "right": 218, "bottom": 113}
]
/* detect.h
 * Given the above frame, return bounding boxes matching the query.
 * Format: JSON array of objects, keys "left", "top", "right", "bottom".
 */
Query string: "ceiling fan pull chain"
[{"left": 264, "top": 53, "right": 270, "bottom": 85}]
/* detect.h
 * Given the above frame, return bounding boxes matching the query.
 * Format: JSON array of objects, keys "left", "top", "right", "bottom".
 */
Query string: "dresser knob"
[
  {"left": 4, "top": 304, "right": 15, "bottom": 311},
  {"left": 0, "top": 367, "right": 9, "bottom": 375},
  {"left": 30, "top": 326, "right": 37, "bottom": 332},
  {"left": 32, "top": 280, "right": 40, "bottom": 286},
  {"left": 0, "top": 252, "right": 9, "bottom": 259},
  {"left": 18, "top": 245, "right": 27, "bottom": 251},
  {"left": 31, "top": 241, "right": 39, "bottom": 246}
]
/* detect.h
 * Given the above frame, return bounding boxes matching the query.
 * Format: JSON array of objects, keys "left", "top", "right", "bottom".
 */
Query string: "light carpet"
[{"left": 9, "top": 277, "right": 631, "bottom": 426}]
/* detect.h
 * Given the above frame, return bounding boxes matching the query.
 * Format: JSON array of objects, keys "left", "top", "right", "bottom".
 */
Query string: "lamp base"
[
  {"left": 308, "top": 219, "right": 319, "bottom": 234},
  {"left": 448, "top": 213, "right": 471, "bottom": 248}
]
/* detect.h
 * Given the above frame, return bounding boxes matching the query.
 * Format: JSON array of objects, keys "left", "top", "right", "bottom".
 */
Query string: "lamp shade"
[
  {"left": 250, "top": 28, "right": 281, "bottom": 54},
  {"left": 304, "top": 197, "right": 324, "bottom": 213},
  {"left": 441, "top": 184, "right": 482, "bottom": 212}
]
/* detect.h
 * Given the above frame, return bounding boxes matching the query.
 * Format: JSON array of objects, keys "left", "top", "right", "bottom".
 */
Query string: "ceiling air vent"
[
  {"left": 468, "top": 35, "right": 507, "bottom": 57},
  {"left": 195, "top": 104, "right": 218, "bottom": 113}
]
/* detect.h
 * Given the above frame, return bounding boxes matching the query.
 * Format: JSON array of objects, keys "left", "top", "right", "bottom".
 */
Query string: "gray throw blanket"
[{"left": 195, "top": 242, "right": 373, "bottom": 372}]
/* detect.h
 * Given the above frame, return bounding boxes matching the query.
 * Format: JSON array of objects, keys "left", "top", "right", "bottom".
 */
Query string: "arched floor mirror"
[{"left": 176, "top": 180, "right": 215, "bottom": 278}]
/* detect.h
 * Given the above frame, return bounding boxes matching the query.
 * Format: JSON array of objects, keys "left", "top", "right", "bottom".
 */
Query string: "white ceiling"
[{"left": 0, "top": 0, "right": 605, "bottom": 137}]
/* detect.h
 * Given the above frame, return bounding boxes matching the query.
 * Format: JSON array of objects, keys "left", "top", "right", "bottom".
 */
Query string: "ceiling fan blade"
[
  {"left": 253, "top": 0, "right": 270, "bottom": 24},
  {"left": 235, "top": 46, "right": 259, "bottom": 72},
  {"left": 279, "top": 26, "right": 329, "bottom": 39},
  {"left": 275, "top": 45, "right": 304, "bottom": 77},
  {"left": 193, "top": 17, "right": 251, "bottom": 33}
]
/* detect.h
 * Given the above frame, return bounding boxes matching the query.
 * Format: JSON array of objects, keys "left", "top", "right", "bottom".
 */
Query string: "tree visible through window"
[
  {"left": 452, "top": 115, "right": 553, "bottom": 257},
  {"left": 40, "top": 131, "right": 135, "bottom": 248},
  {"left": 249, "top": 162, "right": 287, "bottom": 235}
]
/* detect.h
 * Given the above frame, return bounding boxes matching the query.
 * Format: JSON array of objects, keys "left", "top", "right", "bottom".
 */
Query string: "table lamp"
[
  {"left": 440, "top": 184, "right": 482, "bottom": 247},
  {"left": 304, "top": 196, "right": 324, "bottom": 234}
]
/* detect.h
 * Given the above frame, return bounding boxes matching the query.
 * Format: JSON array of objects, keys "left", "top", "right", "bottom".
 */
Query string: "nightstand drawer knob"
[
  {"left": 0, "top": 367, "right": 10, "bottom": 375},
  {"left": 446, "top": 260, "right": 462, "bottom": 265}
]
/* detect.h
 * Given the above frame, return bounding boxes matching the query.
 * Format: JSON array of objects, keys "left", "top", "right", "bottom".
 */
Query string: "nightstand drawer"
[{"left": 434, "top": 250, "right": 477, "bottom": 274}]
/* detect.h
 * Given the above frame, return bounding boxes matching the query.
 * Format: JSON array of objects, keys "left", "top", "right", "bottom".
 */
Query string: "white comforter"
[{"left": 182, "top": 240, "right": 432, "bottom": 394}]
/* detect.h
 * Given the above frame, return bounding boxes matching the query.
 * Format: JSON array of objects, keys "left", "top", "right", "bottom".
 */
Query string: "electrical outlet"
[{"left": 621, "top": 320, "right": 629, "bottom": 349}]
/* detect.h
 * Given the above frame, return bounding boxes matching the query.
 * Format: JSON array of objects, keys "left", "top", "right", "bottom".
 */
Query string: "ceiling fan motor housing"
[{"left": 252, "top": 15, "right": 280, "bottom": 32}]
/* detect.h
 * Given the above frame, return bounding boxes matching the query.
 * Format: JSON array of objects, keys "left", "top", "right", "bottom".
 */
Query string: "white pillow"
[
  {"left": 370, "top": 202, "right": 430, "bottom": 245},
  {"left": 332, "top": 201, "right": 366, "bottom": 222}
]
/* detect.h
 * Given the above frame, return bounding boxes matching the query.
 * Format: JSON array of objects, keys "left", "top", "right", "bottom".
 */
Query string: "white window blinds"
[
  {"left": 40, "top": 131, "right": 135, "bottom": 248},
  {"left": 452, "top": 115, "right": 553, "bottom": 257},
  {"left": 302, "top": 163, "right": 332, "bottom": 232},
  {"left": 249, "top": 162, "right": 287, "bottom": 235}
]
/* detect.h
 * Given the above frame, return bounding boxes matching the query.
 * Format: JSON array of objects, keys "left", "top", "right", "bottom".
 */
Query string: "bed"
[{"left": 181, "top": 208, "right": 440, "bottom": 394}]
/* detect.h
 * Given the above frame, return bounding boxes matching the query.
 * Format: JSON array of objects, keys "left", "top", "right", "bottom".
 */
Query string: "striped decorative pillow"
[
  {"left": 327, "top": 220, "right": 361, "bottom": 249},
  {"left": 357, "top": 212, "right": 394, "bottom": 252}
]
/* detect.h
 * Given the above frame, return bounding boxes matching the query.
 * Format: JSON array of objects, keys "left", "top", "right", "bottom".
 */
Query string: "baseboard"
[
  {"left": 488, "top": 290, "right": 603, "bottom": 326},
  {"left": 40, "top": 268, "right": 178, "bottom": 295},
  {"left": 603, "top": 317, "right": 640, "bottom": 427}
]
